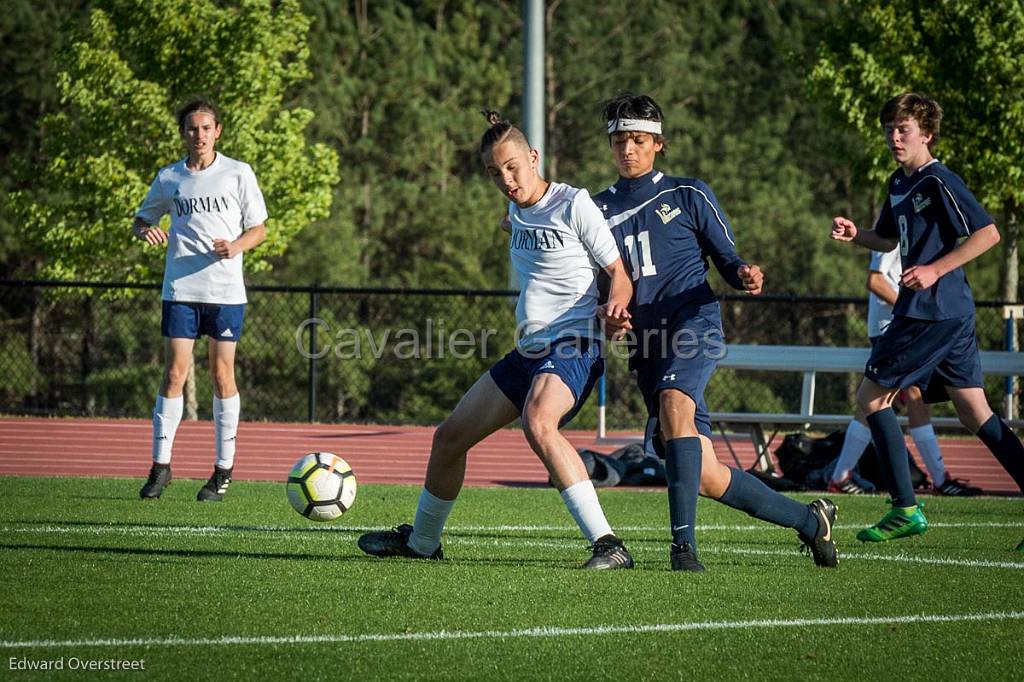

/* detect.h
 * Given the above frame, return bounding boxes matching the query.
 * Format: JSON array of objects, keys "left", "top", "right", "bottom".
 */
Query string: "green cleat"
[{"left": 856, "top": 504, "right": 928, "bottom": 543}]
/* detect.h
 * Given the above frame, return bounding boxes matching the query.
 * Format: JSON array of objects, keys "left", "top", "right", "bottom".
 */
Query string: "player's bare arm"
[
  {"left": 738, "top": 264, "right": 764, "bottom": 296},
  {"left": 213, "top": 223, "right": 267, "bottom": 260},
  {"left": 867, "top": 271, "right": 898, "bottom": 305},
  {"left": 830, "top": 216, "right": 898, "bottom": 252},
  {"left": 596, "top": 258, "right": 633, "bottom": 339},
  {"left": 132, "top": 216, "right": 167, "bottom": 246},
  {"left": 901, "top": 223, "right": 1000, "bottom": 291}
]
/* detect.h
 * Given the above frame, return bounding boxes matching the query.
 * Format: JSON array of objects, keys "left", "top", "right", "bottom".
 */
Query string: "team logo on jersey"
[
  {"left": 912, "top": 193, "right": 931, "bottom": 213},
  {"left": 173, "top": 193, "right": 229, "bottom": 217},
  {"left": 655, "top": 203, "right": 681, "bottom": 224},
  {"left": 510, "top": 227, "right": 566, "bottom": 251}
]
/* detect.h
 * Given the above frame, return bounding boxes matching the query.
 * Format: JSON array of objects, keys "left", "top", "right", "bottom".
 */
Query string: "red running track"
[{"left": 0, "top": 416, "right": 1018, "bottom": 494}]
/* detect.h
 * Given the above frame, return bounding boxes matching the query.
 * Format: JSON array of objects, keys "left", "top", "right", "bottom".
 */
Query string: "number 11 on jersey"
[{"left": 623, "top": 231, "right": 658, "bottom": 280}]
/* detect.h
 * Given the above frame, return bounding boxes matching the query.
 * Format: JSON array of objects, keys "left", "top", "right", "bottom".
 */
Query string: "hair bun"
[{"left": 481, "top": 109, "right": 503, "bottom": 126}]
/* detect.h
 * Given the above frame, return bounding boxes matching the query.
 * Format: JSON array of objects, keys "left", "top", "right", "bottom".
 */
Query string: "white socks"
[
  {"left": 407, "top": 481, "right": 613, "bottom": 555},
  {"left": 832, "top": 418, "right": 872, "bottom": 482},
  {"left": 560, "top": 479, "right": 613, "bottom": 543},
  {"left": 151, "top": 395, "right": 183, "bottom": 464},
  {"left": 910, "top": 424, "right": 946, "bottom": 487},
  {"left": 214, "top": 394, "right": 240, "bottom": 470},
  {"left": 152, "top": 393, "right": 240, "bottom": 469},
  {"left": 409, "top": 488, "right": 455, "bottom": 557}
]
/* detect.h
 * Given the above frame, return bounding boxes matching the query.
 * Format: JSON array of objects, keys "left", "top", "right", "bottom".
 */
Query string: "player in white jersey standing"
[
  {"left": 829, "top": 247, "right": 980, "bottom": 496},
  {"left": 134, "top": 99, "right": 268, "bottom": 502},
  {"left": 359, "top": 111, "right": 637, "bottom": 569}
]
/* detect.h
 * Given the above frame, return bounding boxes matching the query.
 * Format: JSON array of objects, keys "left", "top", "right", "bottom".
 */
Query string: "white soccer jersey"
[
  {"left": 867, "top": 247, "right": 902, "bottom": 338},
  {"left": 136, "top": 153, "right": 268, "bottom": 305},
  {"left": 507, "top": 182, "right": 620, "bottom": 351}
]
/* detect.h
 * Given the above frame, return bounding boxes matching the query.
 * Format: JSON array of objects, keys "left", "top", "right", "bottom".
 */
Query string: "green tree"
[
  {"left": 809, "top": 0, "right": 1024, "bottom": 302},
  {"left": 8, "top": 0, "right": 338, "bottom": 285},
  {"left": 544, "top": 0, "right": 873, "bottom": 300},
  {"left": 0, "top": 0, "right": 89, "bottom": 276},
  {"left": 266, "top": 1, "right": 519, "bottom": 289}
]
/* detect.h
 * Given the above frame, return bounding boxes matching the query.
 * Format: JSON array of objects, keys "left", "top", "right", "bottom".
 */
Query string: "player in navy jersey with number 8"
[
  {"left": 831, "top": 93, "right": 1024, "bottom": 547},
  {"left": 595, "top": 93, "right": 839, "bottom": 571}
]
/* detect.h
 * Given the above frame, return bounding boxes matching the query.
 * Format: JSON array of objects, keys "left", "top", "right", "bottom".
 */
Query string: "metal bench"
[{"left": 712, "top": 345, "right": 1024, "bottom": 472}]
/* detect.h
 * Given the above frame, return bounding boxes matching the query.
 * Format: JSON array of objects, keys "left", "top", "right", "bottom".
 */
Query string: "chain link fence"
[{"left": 0, "top": 280, "right": 1017, "bottom": 431}]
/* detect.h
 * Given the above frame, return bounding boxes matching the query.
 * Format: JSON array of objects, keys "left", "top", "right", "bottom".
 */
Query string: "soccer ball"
[{"left": 286, "top": 452, "right": 357, "bottom": 521}]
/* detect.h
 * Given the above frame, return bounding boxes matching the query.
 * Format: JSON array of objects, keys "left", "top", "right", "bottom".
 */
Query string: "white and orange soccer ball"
[{"left": 286, "top": 452, "right": 357, "bottom": 521}]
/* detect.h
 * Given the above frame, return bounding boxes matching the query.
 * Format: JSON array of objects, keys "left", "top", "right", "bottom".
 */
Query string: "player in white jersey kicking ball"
[
  {"left": 359, "top": 111, "right": 637, "bottom": 569},
  {"left": 134, "top": 99, "right": 268, "bottom": 502}
]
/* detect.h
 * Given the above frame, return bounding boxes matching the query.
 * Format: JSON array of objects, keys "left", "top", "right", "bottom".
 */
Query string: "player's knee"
[
  {"left": 699, "top": 459, "right": 731, "bottom": 498},
  {"left": 162, "top": 365, "right": 189, "bottom": 392},
  {"left": 855, "top": 384, "right": 886, "bottom": 414},
  {"left": 658, "top": 390, "right": 698, "bottom": 437},
  {"left": 953, "top": 402, "right": 988, "bottom": 433},
  {"left": 431, "top": 419, "right": 465, "bottom": 461},
  {"left": 210, "top": 369, "right": 235, "bottom": 397},
  {"left": 521, "top": 409, "right": 558, "bottom": 447}
]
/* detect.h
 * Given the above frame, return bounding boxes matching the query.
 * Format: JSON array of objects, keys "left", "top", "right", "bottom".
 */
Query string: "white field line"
[
  {"left": 3, "top": 524, "right": 1023, "bottom": 570},
  {"left": 2, "top": 610, "right": 1022, "bottom": 651},
  {"left": 2, "top": 520, "right": 1022, "bottom": 537}
]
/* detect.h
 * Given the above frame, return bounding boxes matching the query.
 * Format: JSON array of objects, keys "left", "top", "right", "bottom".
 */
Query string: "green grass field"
[{"left": 1, "top": 475, "right": 1022, "bottom": 680}]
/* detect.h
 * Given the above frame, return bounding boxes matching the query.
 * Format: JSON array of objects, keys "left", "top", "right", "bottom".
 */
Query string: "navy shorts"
[
  {"left": 161, "top": 301, "right": 245, "bottom": 342},
  {"left": 489, "top": 337, "right": 604, "bottom": 427},
  {"left": 632, "top": 313, "right": 723, "bottom": 438},
  {"left": 865, "top": 315, "right": 983, "bottom": 403}
]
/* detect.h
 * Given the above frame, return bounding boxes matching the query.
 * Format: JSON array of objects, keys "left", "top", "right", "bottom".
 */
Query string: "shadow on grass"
[
  {"left": 3, "top": 519, "right": 363, "bottom": 533},
  {"left": 0, "top": 542, "right": 571, "bottom": 568}
]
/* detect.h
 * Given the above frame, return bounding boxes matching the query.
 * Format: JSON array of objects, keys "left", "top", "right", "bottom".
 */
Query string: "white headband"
[{"left": 606, "top": 118, "right": 663, "bottom": 135}]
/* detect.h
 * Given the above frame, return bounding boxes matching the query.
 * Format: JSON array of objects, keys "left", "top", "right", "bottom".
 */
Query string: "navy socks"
[
  {"left": 866, "top": 408, "right": 917, "bottom": 508},
  {"left": 665, "top": 437, "right": 702, "bottom": 547},
  {"left": 718, "top": 468, "right": 818, "bottom": 538},
  {"left": 976, "top": 414, "right": 1024, "bottom": 492}
]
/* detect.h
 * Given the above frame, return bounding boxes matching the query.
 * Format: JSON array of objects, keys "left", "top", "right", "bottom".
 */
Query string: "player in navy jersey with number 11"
[
  {"left": 831, "top": 93, "right": 1024, "bottom": 547},
  {"left": 595, "top": 93, "right": 838, "bottom": 571}
]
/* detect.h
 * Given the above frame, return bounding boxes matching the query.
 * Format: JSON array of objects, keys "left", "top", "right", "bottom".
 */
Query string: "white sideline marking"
[
  {"left": 2, "top": 611, "right": 1022, "bottom": 650},
  {"left": 4, "top": 525, "right": 1023, "bottom": 570},
  {"left": 3, "top": 520, "right": 1022, "bottom": 537},
  {"left": 714, "top": 546, "right": 1024, "bottom": 570}
]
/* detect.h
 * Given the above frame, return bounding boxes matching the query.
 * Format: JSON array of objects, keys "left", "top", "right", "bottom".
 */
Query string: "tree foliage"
[
  {"left": 267, "top": 1, "right": 520, "bottom": 288},
  {"left": 8, "top": 0, "right": 338, "bottom": 285},
  {"left": 809, "top": 0, "right": 1024, "bottom": 299}
]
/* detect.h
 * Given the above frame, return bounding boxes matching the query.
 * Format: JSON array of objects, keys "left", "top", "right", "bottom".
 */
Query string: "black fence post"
[{"left": 308, "top": 286, "right": 318, "bottom": 423}]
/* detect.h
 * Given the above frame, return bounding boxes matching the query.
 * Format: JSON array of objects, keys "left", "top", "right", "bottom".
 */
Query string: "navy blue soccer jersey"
[
  {"left": 594, "top": 170, "right": 747, "bottom": 331},
  {"left": 873, "top": 160, "right": 994, "bottom": 320}
]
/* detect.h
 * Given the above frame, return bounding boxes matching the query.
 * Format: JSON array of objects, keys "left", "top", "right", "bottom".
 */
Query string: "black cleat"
[
  {"left": 196, "top": 466, "right": 232, "bottom": 502},
  {"left": 358, "top": 524, "right": 443, "bottom": 559},
  {"left": 583, "top": 534, "right": 634, "bottom": 570},
  {"left": 140, "top": 463, "right": 172, "bottom": 499},
  {"left": 670, "top": 541, "right": 706, "bottom": 572},
  {"left": 935, "top": 477, "right": 982, "bottom": 496},
  {"left": 800, "top": 497, "right": 839, "bottom": 568}
]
